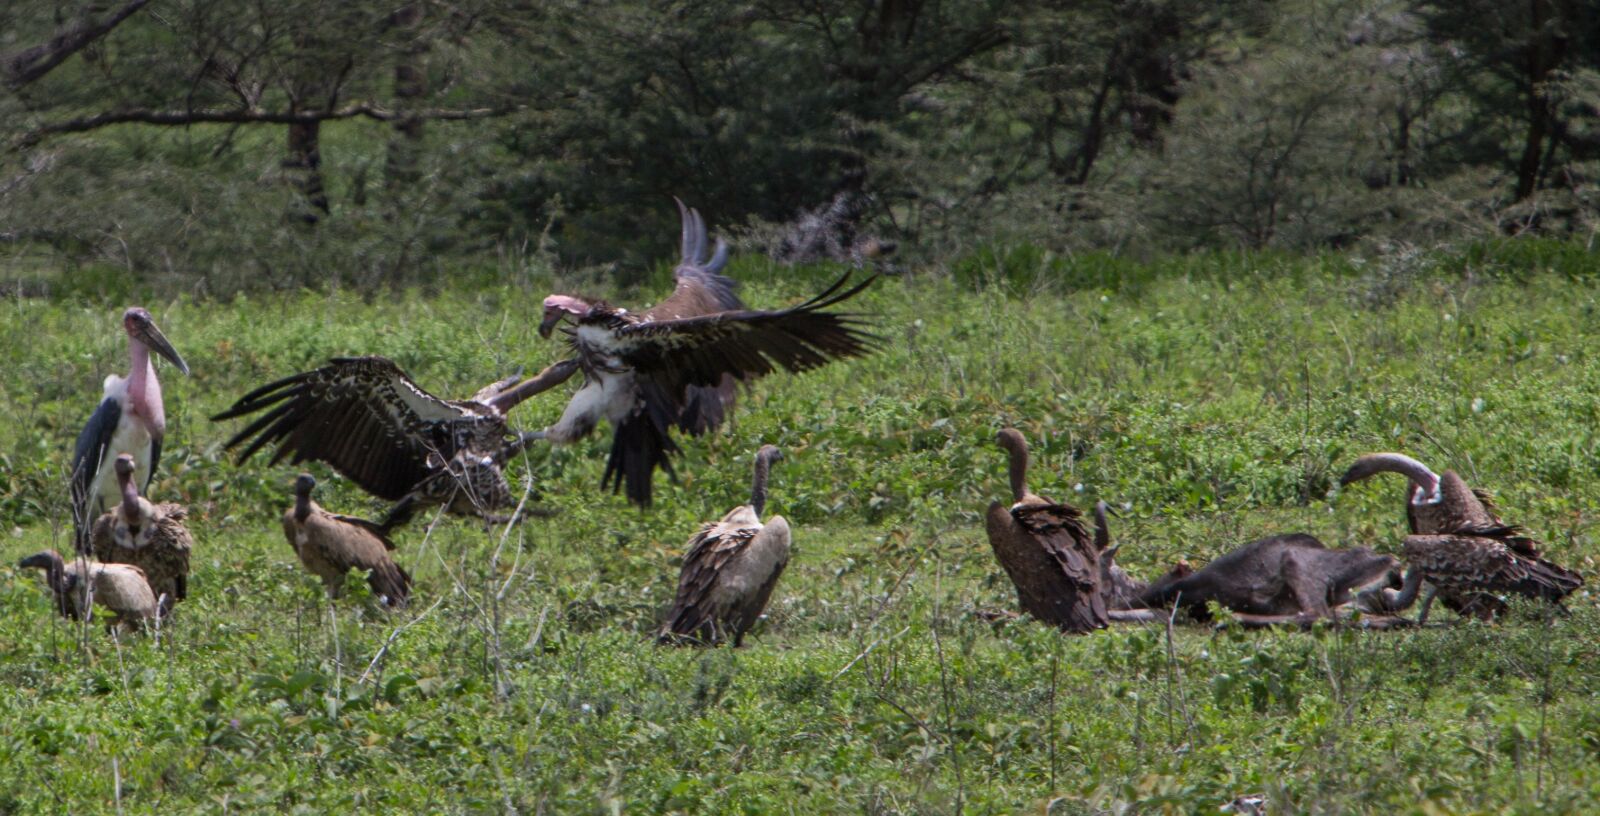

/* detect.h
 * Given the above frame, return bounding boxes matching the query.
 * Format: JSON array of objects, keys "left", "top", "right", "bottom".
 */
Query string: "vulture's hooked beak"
[
  {"left": 537, "top": 307, "right": 563, "bottom": 339},
  {"left": 135, "top": 318, "right": 190, "bottom": 376}
]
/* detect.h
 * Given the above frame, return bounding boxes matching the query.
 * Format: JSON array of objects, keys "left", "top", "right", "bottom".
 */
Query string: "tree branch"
[
  {"left": 12, "top": 103, "right": 519, "bottom": 151},
  {"left": 2, "top": 0, "right": 152, "bottom": 89}
]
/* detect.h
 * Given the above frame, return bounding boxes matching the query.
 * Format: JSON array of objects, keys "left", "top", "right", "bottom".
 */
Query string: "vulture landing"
[
  {"left": 72, "top": 307, "right": 189, "bottom": 551},
  {"left": 214, "top": 356, "right": 576, "bottom": 531},
  {"left": 983, "top": 429, "right": 1108, "bottom": 633},
  {"left": 18, "top": 550, "right": 157, "bottom": 631},
  {"left": 88, "top": 453, "right": 192, "bottom": 616},
  {"left": 283, "top": 474, "right": 412, "bottom": 607},
  {"left": 659, "top": 445, "right": 791, "bottom": 646},
  {"left": 1341, "top": 452, "right": 1583, "bottom": 620},
  {"left": 536, "top": 199, "right": 879, "bottom": 506}
]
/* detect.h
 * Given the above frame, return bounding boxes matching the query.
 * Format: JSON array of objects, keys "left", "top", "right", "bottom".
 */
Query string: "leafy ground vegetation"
[{"left": 3, "top": 244, "right": 1600, "bottom": 813}]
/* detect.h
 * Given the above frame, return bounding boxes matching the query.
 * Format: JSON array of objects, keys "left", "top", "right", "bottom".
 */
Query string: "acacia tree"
[{"left": 1416, "top": 0, "right": 1600, "bottom": 205}]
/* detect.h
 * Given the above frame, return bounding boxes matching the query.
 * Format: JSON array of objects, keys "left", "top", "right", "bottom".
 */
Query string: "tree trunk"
[
  {"left": 284, "top": 120, "right": 328, "bottom": 224},
  {"left": 1513, "top": 0, "right": 1571, "bottom": 202},
  {"left": 385, "top": 2, "right": 427, "bottom": 190}
]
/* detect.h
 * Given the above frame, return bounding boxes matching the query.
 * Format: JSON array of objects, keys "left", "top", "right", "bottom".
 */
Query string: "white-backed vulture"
[
  {"left": 18, "top": 549, "right": 157, "bottom": 630},
  {"left": 214, "top": 356, "right": 576, "bottom": 531},
  {"left": 658, "top": 445, "right": 791, "bottom": 646},
  {"left": 71, "top": 307, "right": 189, "bottom": 552},
  {"left": 983, "top": 429, "right": 1108, "bottom": 633},
  {"left": 88, "top": 453, "right": 191, "bottom": 615},
  {"left": 1341, "top": 452, "right": 1582, "bottom": 620},
  {"left": 283, "top": 474, "right": 412, "bottom": 607},
  {"left": 535, "top": 200, "right": 879, "bottom": 506}
]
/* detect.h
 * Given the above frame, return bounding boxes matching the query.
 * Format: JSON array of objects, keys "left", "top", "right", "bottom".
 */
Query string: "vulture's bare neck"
[
  {"left": 294, "top": 491, "right": 314, "bottom": 523},
  {"left": 1007, "top": 445, "right": 1030, "bottom": 504},
  {"left": 750, "top": 454, "right": 774, "bottom": 517}
]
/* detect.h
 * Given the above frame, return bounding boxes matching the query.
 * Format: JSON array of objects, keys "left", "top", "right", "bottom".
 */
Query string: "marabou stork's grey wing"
[
  {"left": 211, "top": 356, "right": 496, "bottom": 501},
  {"left": 71, "top": 396, "right": 120, "bottom": 528},
  {"left": 615, "top": 271, "right": 880, "bottom": 406},
  {"left": 659, "top": 524, "right": 758, "bottom": 642},
  {"left": 1403, "top": 534, "right": 1583, "bottom": 601}
]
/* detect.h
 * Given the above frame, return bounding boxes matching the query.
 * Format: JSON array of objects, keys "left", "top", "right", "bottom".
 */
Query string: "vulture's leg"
[
  {"left": 1415, "top": 585, "right": 1439, "bottom": 626},
  {"left": 487, "top": 359, "right": 580, "bottom": 413},
  {"left": 379, "top": 495, "right": 422, "bottom": 533}
]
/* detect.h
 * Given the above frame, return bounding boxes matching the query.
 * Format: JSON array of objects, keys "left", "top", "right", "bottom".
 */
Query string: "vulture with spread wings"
[
  {"left": 213, "top": 355, "right": 577, "bottom": 530},
  {"left": 534, "top": 200, "right": 879, "bottom": 506}
]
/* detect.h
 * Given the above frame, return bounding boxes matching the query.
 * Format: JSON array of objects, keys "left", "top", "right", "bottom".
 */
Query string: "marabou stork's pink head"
[
  {"left": 538, "top": 295, "right": 591, "bottom": 339},
  {"left": 123, "top": 307, "right": 190, "bottom": 375}
]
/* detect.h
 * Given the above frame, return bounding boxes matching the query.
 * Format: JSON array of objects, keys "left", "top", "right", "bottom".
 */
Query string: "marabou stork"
[
  {"left": 1341, "top": 452, "right": 1583, "bottom": 620},
  {"left": 658, "top": 445, "right": 791, "bottom": 646},
  {"left": 535, "top": 200, "right": 879, "bottom": 506},
  {"left": 213, "top": 356, "right": 577, "bottom": 531},
  {"left": 72, "top": 307, "right": 189, "bottom": 552},
  {"left": 983, "top": 429, "right": 1109, "bottom": 633}
]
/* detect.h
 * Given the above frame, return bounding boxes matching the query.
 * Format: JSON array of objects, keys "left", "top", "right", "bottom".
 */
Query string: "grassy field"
[{"left": 2, "top": 247, "right": 1600, "bottom": 813}]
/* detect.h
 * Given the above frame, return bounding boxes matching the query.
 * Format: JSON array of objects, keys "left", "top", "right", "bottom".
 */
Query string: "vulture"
[
  {"left": 1341, "top": 452, "right": 1583, "bottom": 620},
  {"left": 983, "top": 428, "right": 1109, "bottom": 633},
  {"left": 18, "top": 550, "right": 157, "bottom": 630},
  {"left": 535, "top": 200, "right": 879, "bottom": 506},
  {"left": 214, "top": 356, "right": 577, "bottom": 530},
  {"left": 72, "top": 307, "right": 190, "bottom": 551},
  {"left": 658, "top": 445, "right": 791, "bottom": 646},
  {"left": 88, "top": 453, "right": 192, "bottom": 616},
  {"left": 283, "top": 473, "right": 412, "bottom": 607}
]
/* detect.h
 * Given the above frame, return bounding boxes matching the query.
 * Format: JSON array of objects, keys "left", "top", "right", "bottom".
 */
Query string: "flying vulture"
[
  {"left": 535, "top": 200, "right": 879, "bottom": 505},
  {"left": 213, "top": 356, "right": 577, "bottom": 530}
]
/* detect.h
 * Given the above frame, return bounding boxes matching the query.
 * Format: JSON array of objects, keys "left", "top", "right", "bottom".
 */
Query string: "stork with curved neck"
[{"left": 72, "top": 307, "right": 189, "bottom": 552}]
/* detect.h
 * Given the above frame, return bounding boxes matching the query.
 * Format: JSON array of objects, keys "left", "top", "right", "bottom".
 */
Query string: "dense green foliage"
[
  {"left": 2, "top": 0, "right": 1598, "bottom": 292},
  {"left": 2, "top": 248, "right": 1600, "bottom": 812}
]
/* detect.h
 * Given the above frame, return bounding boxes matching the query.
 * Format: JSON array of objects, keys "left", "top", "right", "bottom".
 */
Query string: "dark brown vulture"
[
  {"left": 18, "top": 550, "right": 157, "bottom": 631},
  {"left": 88, "top": 453, "right": 192, "bottom": 616},
  {"left": 1341, "top": 452, "right": 1582, "bottom": 620},
  {"left": 983, "top": 428, "right": 1109, "bottom": 633},
  {"left": 534, "top": 200, "right": 879, "bottom": 506},
  {"left": 658, "top": 445, "right": 791, "bottom": 646},
  {"left": 71, "top": 306, "right": 189, "bottom": 552},
  {"left": 283, "top": 474, "right": 412, "bottom": 607},
  {"left": 213, "top": 355, "right": 577, "bottom": 530}
]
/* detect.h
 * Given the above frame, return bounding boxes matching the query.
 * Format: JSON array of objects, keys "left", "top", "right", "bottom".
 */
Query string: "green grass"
[{"left": 3, "top": 252, "right": 1600, "bottom": 813}]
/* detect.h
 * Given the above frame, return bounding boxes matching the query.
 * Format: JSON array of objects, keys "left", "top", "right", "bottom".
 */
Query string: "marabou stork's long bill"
[
  {"left": 212, "top": 356, "right": 578, "bottom": 531},
  {"left": 72, "top": 307, "right": 190, "bottom": 552},
  {"left": 535, "top": 200, "right": 880, "bottom": 506}
]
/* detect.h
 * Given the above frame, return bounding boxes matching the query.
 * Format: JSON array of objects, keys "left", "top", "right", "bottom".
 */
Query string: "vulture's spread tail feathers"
[{"left": 604, "top": 387, "right": 680, "bottom": 507}]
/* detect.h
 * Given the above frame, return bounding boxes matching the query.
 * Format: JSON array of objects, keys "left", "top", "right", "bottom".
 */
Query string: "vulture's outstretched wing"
[
  {"left": 1403, "top": 534, "right": 1583, "bottom": 601},
  {"left": 212, "top": 357, "right": 502, "bottom": 501},
  {"left": 614, "top": 271, "right": 880, "bottom": 407}
]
